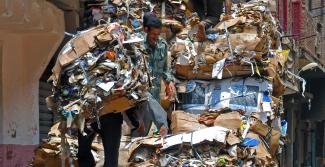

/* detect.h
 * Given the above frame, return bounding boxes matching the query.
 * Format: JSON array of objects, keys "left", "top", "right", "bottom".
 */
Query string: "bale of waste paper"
[{"left": 46, "top": 23, "right": 152, "bottom": 133}]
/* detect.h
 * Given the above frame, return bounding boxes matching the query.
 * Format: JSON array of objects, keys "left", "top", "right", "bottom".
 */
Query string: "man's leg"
[
  {"left": 133, "top": 94, "right": 168, "bottom": 136},
  {"left": 130, "top": 101, "right": 151, "bottom": 137},
  {"left": 205, "top": 0, "right": 223, "bottom": 28},
  {"left": 95, "top": 113, "right": 123, "bottom": 167},
  {"left": 125, "top": 107, "right": 140, "bottom": 132},
  {"left": 77, "top": 127, "right": 97, "bottom": 167},
  {"left": 189, "top": 0, "right": 205, "bottom": 19},
  {"left": 146, "top": 94, "right": 168, "bottom": 131}
]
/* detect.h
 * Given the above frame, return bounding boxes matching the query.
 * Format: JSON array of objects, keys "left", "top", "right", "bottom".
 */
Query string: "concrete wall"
[{"left": 0, "top": 0, "right": 64, "bottom": 166}]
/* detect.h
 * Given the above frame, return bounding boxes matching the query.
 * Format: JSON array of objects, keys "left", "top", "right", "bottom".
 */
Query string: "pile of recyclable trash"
[
  {"left": 37, "top": 0, "right": 294, "bottom": 166},
  {"left": 127, "top": 0, "right": 289, "bottom": 166}
]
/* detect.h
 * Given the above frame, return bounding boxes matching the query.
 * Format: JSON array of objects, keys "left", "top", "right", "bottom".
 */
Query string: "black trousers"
[
  {"left": 78, "top": 113, "right": 123, "bottom": 167},
  {"left": 190, "top": 0, "right": 223, "bottom": 27}
]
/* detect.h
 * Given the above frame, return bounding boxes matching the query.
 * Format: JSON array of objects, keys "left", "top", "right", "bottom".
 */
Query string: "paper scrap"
[
  {"left": 262, "top": 102, "right": 272, "bottom": 112},
  {"left": 212, "top": 58, "right": 226, "bottom": 79},
  {"left": 131, "top": 92, "right": 139, "bottom": 100},
  {"left": 159, "top": 126, "right": 229, "bottom": 150},
  {"left": 123, "top": 36, "right": 144, "bottom": 44},
  {"left": 97, "top": 82, "right": 115, "bottom": 92}
]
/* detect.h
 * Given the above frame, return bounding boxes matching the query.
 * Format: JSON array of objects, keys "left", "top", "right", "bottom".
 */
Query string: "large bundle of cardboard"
[
  {"left": 171, "top": 2, "right": 287, "bottom": 84},
  {"left": 45, "top": 23, "right": 152, "bottom": 142},
  {"left": 128, "top": 0, "right": 289, "bottom": 166}
]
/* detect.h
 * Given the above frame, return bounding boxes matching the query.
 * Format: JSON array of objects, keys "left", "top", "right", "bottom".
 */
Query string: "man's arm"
[
  {"left": 161, "top": 40, "right": 174, "bottom": 84},
  {"left": 144, "top": 92, "right": 169, "bottom": 136},
  {"left": 161, "top": 40, "right": 177, "bottom": 102}
]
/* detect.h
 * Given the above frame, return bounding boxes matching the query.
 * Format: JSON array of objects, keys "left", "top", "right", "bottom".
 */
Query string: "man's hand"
[
  {"left": 165, "top": 81, "right": 177, "bottom": 101},
  {"left": 159, "top": 126, "right": 168, "bottom": 137}
]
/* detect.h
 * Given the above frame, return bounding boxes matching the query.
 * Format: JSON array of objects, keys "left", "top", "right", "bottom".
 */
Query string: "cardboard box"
[
  {"left": 213, "top": 16, "right": 247, "bottom": 31},
  {"left": 100, "top": 95, "right": 141, "bottom": 116},
  {"left": 175, "top": 63, "right": 255, "bottom": 80},
  {"left": 250, "top": 121, "right": 281, "bottom": 156},
  {"left": 171, "top": 110, "right": 207, "bottom": 134},
  {"left": 214, "top": 111, "right": 242, "bottom": 129},
  {"left": 246, "top": 132, "right": 273, "bottom": 164},
  {"left": 226, "top": 132, "right": 241, "bottom": 145}
]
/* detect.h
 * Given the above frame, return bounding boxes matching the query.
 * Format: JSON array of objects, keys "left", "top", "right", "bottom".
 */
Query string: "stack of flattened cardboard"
[
  {"left": 129, "top": 109, "right": 281, "bottom": 166},
  {"left": 128, "top": 0, "right": 289, "bottom": 166},
  {"left": 171, "top": 3, "right": 287, "bottom": 83}
]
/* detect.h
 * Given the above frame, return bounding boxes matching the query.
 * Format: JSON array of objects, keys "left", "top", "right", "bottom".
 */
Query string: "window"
[
  {"left": 278, "top": 0, "right": 288, "bottom": 32},
  {"left": 292, "top": 0, "right": 303, "bottom": 39},
  {"left": 283, "top": 0, "right": 288, "bottom": 32}
]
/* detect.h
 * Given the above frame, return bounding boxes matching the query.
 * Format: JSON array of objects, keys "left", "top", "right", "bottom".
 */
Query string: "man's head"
[
  {"left": 143, "top": 12, "right": 155, "bottom": 32},
  {"left": 143, "top": 13, "right": 162, "bottom": 47}
]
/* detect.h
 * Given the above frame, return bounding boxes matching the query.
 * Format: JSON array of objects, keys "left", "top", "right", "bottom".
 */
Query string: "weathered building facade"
[{"left": 0, "top": 0, "right": 80, "bottom": 166}]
